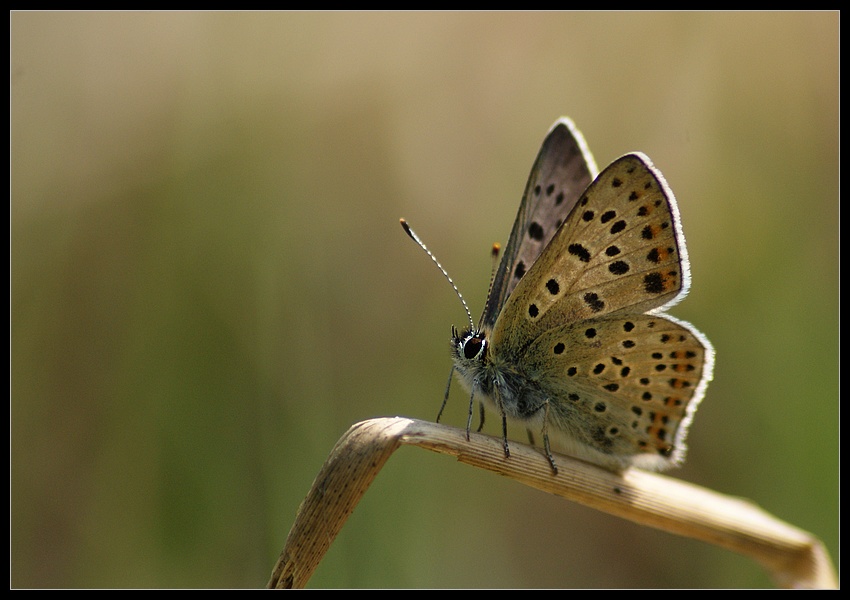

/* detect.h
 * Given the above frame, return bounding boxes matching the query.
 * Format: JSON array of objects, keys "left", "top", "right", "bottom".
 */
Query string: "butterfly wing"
[
  {"left": 521, "top": 313, "right": 713, "bottom": 469},
  {"left": 491, "top": 153, "right": 693, "bottom": 350},
  {"left": 480, "top": 118, "right": 597, "bottom": 331}
]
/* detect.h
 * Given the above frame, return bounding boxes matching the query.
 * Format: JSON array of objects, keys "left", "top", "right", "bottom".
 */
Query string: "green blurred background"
[{"left": 11, "top": 12, "right": 838, "bottom": 588}]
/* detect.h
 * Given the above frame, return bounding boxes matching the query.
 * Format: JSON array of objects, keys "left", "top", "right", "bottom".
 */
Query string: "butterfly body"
[{"left": 448, "top": 118, "right": 713, "bottom": 472}]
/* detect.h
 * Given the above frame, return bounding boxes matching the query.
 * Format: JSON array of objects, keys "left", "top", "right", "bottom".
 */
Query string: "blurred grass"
[{"left": 11, "top": 11, "right": 838, "bottom": 588}]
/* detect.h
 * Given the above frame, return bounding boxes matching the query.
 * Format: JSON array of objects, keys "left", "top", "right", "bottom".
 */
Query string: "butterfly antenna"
[
  {"left": 483, "top": 242, "right": 501, "bottom": 317},
  {"left": 400, "top": 218, "right": 475, "bottom": 332}
]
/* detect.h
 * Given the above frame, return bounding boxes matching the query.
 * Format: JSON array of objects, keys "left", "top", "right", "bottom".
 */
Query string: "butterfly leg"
[
  {"left": 499, "top": 408, "right": 511, "bottom": 458},
  {"left": 491, "top": 383, "right": 511, "bottom": 459},
  {"left": 541, "top": 399, "right": 558, "bottom": 475},
  {"left": 476, "top": 401, "right": 486, "bottom": 433},
  {"left": 437, "top": 366, "right": 455, "bottom": 423},
  {"left": 465, "top": 385, "right": 476, "bottom": 441},
  {"left": 522, "top": 413, "right": 557, "bottom": 473}
]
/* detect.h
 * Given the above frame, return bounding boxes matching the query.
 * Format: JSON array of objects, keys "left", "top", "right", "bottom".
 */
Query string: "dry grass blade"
[{"left": 267, "top": 417, "right": 837, "bottom": 589}]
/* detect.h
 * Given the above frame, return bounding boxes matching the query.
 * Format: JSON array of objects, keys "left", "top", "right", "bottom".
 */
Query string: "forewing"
[
  {"left": 480, "top": 117, "right": 597, "bottom": 330},
  {"left": 492, "top": 153, "right": 691, "bottom": 351}
]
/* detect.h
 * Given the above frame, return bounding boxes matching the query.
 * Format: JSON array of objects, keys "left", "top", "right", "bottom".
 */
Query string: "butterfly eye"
[{"left": 462, "top": 336, "right": 486, "bottom": 360}]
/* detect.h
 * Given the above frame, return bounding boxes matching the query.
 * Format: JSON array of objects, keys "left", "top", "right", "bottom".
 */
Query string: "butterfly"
[{"left": 404, "top": 118, "right": 713, "bottom": 473}]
